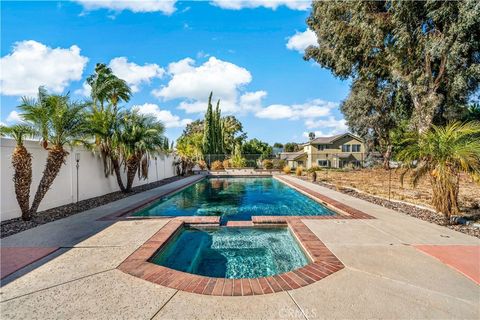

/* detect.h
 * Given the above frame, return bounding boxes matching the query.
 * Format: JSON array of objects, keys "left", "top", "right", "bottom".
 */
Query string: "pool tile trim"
[
  {"left": 117, "top": 217, "right": 344, "bottom": 296},
  {"left": 274, "top": 175, "right": 374, "bottom": 219},
  {"left": 98, "top": 175, "right": 206, "bottom": 221}
]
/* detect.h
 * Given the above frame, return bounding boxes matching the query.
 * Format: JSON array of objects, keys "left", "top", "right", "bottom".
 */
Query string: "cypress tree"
[{"left": 202, "top": 92, "right": 214, "bottom": 155}]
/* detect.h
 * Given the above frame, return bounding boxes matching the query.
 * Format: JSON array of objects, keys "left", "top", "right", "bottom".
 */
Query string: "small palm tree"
[
  {"left": 19, "top": 89, "right": 88, "bottom": 215},
  {"left": 0, "top": 124, "right": 36, "bottom": 220},
  {"left": 118, "top": 110, "right": 165, "bottom": 192},
  {"left": 398, "top": 121, "right": 480, "bottom": 222}
]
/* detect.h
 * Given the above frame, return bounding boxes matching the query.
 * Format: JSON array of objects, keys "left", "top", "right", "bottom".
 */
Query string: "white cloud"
[
  {"left": 211, "top": 0, "right": 310, "bottom": 10},
  {"left": 6, "top": 111, "right": 23, "bottom": 124},
  {"left": 286, "top": 29, "right": 317, "bottom": 53},
  {"left": 75, "top": 0, "right": 177, "bottom": 15},
  {"left": 153, "top": 56, "right": 253, "bottom": 114},
  {"left": 304, "top": 117, "right": 347, "bottom": 130},
  {"left": 134, "top": 103, "right": 192, "bottom": 128},
  {"left": 255, "top": 104, "right": 294, "bottom": 119},
  {"left": 0, "top": 40, "right": 88, "bottom": 96},
  {"left": 239, "top": 90, "right": 267, "bottom": 112},
  {"left": 303, "top": 117, "right": 348, "bottom": 137},
  {"left": 109, "top": 57, "right": 164, "bottom": 93},
  {"left": 74, "top": 81, "right": 91, "bottom": 97},
  {"left": 255, "top": 99, "right": 338, "bottom": 120}
]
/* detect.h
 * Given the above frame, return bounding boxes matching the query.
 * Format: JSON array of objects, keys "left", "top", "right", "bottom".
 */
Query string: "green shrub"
[
  {"left": 275, "top": 159, "right": 286, "bottom": 169},
  {"left": 262, "top": 159, "right": 274, "bottom": 169}
]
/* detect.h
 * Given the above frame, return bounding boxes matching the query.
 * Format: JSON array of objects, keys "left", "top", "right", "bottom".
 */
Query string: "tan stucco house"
[{"left": 280, "top": 133, "right": 366, "bottom": 169}]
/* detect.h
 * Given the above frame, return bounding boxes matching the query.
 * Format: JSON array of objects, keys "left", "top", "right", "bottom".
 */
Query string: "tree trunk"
[
  {"left": 430, "top": 173, "right": 460, "bottom": 225},
  {"left": 410, "top": 89, "right": 443, "bottom": 134},
  {"left": 382, "top": 145, "right": 392, "bottom": 170},
  {"left": 111, "top": 158, "right": 126, "bottom": 192},
  {"left": 125, "top": 156, "right": 139, "bottom": 192},
  {"left": 29, "top": 145, "right": 68, "bottom": 215},
  {"left": 12, "top": 145, "right": 33, "bottom": 220}
]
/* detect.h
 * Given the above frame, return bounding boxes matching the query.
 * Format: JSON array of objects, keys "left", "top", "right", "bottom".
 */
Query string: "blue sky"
[{"left": 1, "top": 0, "right": 350, "bottom": 144}]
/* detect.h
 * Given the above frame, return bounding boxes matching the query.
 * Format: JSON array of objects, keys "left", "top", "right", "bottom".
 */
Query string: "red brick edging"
[
  {"left": 274, "top": 175, "right": 374, "bottom": 219},
  {"left": 117, "top": 217, "right": 344, "bottom": 296}
]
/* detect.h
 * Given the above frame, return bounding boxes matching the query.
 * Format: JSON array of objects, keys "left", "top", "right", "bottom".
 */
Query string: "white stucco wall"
[{"left": 0, "top": 137, "right": 176, "bottom": 221}]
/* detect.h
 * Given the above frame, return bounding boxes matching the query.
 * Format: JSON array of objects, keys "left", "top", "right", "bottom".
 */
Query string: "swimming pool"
[
  {"left": 134, "top": 177, "right": 336, "bottom": 222},
  {"left": 150, "top": 226, "right": 309, "bottom": 278}
]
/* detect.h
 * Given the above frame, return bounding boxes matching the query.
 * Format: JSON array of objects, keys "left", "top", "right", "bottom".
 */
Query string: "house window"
[
  {"left": 317, "top": 144, "right": 325, "bottom": 151},
  {"left": 341, "top": 144, "right": 351, "bottom": 152},
  {"left": 317, "top": 160, "right": 329, "bottom": 167},
  {"left": 352, "top": 144, "right": 361, "bottom": 152}
]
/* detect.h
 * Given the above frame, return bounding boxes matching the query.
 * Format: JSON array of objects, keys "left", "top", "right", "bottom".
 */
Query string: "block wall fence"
[{"left": 0, "top": 137, "right": 176, "bottom": 221}]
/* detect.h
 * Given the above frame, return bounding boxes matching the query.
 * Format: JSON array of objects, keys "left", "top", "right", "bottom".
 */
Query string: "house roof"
[
  {"left": 279, "top": 151, "right": 306, "bottom": 161},
  {"left": 308, "top": 133, "right": 363, "bottom": 145}
]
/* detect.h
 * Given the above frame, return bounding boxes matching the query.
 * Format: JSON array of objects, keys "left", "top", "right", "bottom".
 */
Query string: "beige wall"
[
  {"left": 306, "top": 135, "right": 365, "bottom": 168},
  {"left": 0, "top": 137, "right": 176, "bottom": 221}
]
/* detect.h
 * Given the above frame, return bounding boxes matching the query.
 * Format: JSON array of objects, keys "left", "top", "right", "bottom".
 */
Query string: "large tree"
[
  {"left": 306, "top": 0, "right": 480, "bottom": 133},
  {"left": 341, "top": 78, "right": 412, "bottom": 168}
]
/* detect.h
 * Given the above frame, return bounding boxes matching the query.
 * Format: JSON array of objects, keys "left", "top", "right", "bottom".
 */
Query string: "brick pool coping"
[
  {"left": 117, "top": 217, "right": 345, "bottom": 296},
  {"left": 274, "top": 176, "right": 374, "bottom": 219}
]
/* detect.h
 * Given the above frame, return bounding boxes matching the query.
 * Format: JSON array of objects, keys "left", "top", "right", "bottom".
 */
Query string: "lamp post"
[{"left": 75, "top": 153, "right": 80, "bottom": 203}]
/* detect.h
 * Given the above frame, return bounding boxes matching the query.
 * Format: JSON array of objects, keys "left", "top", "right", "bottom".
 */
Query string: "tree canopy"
[{"left": 306, "top": 0, "right": 480, "bottom": 133}]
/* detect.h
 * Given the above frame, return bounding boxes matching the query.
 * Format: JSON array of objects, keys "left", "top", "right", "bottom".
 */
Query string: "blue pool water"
[
  {"left": 150, "top": 227, "right": 309, "bottom": 278},
  {"left": 134, "top": 177, "right": 335, "bottom": 222}
]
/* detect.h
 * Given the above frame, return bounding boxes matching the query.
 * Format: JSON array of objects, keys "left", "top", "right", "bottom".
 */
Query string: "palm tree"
[
  {"left": 86, "top": 63, "right": 131, "bottom": 110},
  {"left": 398, "top": 121, "right": 480, "bottom": 222},
  {"left": 0, "top": 124, "right": 36, "bottom": 220},
  {"left": 86, "top": 104, "right": 126, "bottom": 192},
  {"left": 117, "top": 110, "right": 165, "bottom": 192},
  {"left": 19, "top": 90, "right": 88, "bottom": 215}
]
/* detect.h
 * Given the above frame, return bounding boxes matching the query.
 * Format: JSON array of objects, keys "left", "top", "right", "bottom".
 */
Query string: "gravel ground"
[
  {"left": 1, "top": 176, "right": 185, "bottom": 238},
  {"left": 299, "top": 176, "right": 479, "bottom": 239}
]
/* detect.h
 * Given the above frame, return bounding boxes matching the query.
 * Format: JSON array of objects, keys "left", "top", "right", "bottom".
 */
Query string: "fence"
[
  {"left": 203, "top": 154, "right": 276, "bottom": 168},
  {"left": 0, "top": 137, "right": 176, "bottom": 221}
]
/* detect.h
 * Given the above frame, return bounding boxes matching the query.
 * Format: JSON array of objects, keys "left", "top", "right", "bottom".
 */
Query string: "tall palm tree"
[
  {"left": 0, "top": 124, "right": 36, "bottom": 220},
  {"left": 86, "top": 63, "right": 131, "bottom": 110},
  {"left": 19, "top": 90, "right": 88, "bottom": 215},
  {"left": 86, "top": 103, "right": 126, "bottom": 192},
  {"left": 117, "top": 110, "right": 165, "bottom": 192},
  {"left": 398, "top": 121, "right": 480, "bottom": 222}
]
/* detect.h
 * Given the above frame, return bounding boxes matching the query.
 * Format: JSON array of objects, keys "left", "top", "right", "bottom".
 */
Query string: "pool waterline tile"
[{"left": 117, "top": 217, "right": 345, "bottom": 296}]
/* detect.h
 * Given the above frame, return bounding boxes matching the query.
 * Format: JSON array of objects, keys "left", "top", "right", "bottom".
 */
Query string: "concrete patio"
[{"left": 1, "top": 175, "right": 479, "bottom": 320}]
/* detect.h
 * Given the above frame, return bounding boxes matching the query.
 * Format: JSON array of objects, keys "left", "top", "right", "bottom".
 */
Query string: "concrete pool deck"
[{"left": 1, "top": 175, "right": 479, "bottom": 319}]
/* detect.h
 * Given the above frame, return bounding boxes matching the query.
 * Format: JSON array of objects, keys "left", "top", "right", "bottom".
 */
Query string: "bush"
[
  {"left": 296, "top": 166, "right": 303, "bottom": 176},
  {"left": 231, "top": 156, "right": 247, "bottom": 168},
  {"left": 211, "top": 160, "right": 224, "bottom": 171},
  {"left": 197, "top": 160, "right": 207, "bottom": 170},
  {"left": 262, "top": 159, "right": 274, "bottom": 169},
  {"left": 274, "top": 159, "right": 286, "bottom": 169},
  {"left": 222, "top": 159, "right": 231, "bottom": 168},
  {"left": 283, "top": 165, "right": 291, "bottom": 174}
]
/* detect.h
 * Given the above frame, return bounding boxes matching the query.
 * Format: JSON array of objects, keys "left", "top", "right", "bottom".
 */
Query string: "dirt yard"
[{"left": 314, "top": 168, "right": 480, "bottom": 216}]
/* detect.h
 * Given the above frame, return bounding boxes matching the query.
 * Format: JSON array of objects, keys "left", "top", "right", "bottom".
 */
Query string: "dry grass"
[{"left": 317, "top": 168, "right": 480, "bottom": 215}]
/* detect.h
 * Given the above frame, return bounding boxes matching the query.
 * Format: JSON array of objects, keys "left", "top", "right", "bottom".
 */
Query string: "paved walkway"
[{"left": 1, "top": 175, "right": 479, "bottom": 319}]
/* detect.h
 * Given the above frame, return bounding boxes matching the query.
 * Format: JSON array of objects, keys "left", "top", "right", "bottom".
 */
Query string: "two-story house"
[{"left": 279, "top": 133, "right": 366, "bottom": 169}]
